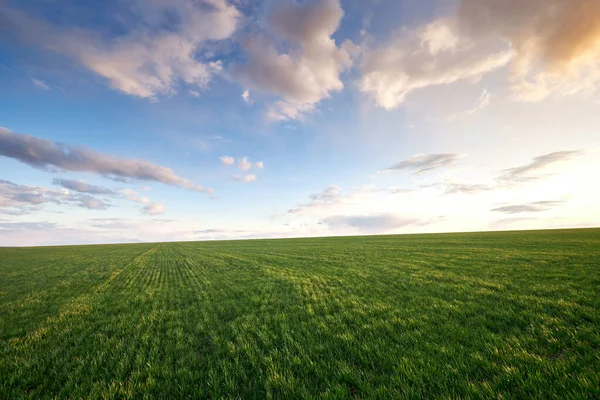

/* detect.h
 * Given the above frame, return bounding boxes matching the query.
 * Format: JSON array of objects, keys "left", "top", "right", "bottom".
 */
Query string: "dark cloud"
[
  {"left": 53, "top": 178, "right": 116, "bottom": 195},
  {"left": 498, "top": 151, "right": 582, "bottom": 182},
  {"left": 0, "top": 128, "right": 207, "bottom": 192},
  {"left": 384, "top": 154, "right": 462, "bottom": 174},
  {"left": 491, "top": 201, "right": 565, "bottom": 214}
]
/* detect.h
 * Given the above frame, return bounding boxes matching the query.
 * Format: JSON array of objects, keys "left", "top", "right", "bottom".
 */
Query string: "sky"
[{"left": 1, "top": 0, "right": 599, "bottom": 246}]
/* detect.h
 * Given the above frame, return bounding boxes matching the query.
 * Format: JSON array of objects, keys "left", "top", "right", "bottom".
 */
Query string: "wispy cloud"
[
  {"left": 491, "top": 201, "right": 565, "bottom": 214},
  {"left": 448, "top": 89, "right": 492, "bottom": 121},
  {"left": 52, "top": 179, "right": 116, "bottom": 195},
  {"left": 322, "top": 213, "right": 431, "bottom": 233},
  {"left": 0, "top": 127, "right": 209, "bottom": 193},
  {"left": 383, "top": 154, "right": 463, "bottom": 174},
  {"left": 31, "top": 77, "right": 50, "bottom": 90},
  {"left": 118, "top": 189, "right": 165, "bottom": 216},
  {"left": 0, "top": 221, "right": 57, "bottom": 231},
  {"left": 441, "top": 183, "right": 491, "bottom": 195},
  {"left": 287, "top": 185, "right": 343, "bottom": 214},
  {"left": 498, "top": 151, "right": 583, "bottom": 183},
  {"left": 0, "top": 179, "right": 111, "bottom": 213}
]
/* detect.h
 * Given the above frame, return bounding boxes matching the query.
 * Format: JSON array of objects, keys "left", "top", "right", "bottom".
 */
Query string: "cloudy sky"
[{"left": 1, "top": 0, "right": 599, "bottom": 246}]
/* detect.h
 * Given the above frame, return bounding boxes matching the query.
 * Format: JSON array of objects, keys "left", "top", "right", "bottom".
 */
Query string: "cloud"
[
  {"left": 321, "top": 213, "right": 428, "bottom": 233},
  {"left": 0, "top": 179, "right": 111, "bottom": 212},
  {"left": 498, "top": 150, "right": 583, "bottom": 183},
  {"left": 233, "top": 0, "right": 353, "bottom": 120},
  {"left": 241, "top": 89, "right": 252, "bottom": 104},
  {"left": 238, "top": 157, "right": 253, "bottom": 171},
  {"left": 221, "top": 156, "right": 264, "bottom": 171},
  {"left": 459, "top": 0, "right": 600, "bottom": 102},
  {"left": 118, "top": 189, "right": 165, "bottom": 215},
  {"left": 74, "top": 195, "right": 111, "bottom": 210},
  {"left": 286, "top": 185, "right": 342, "bottom": 214},
  {"left": 234, "top": 174, "right": 257, "bottom": 183},
  {"left": 220, "top": 156, "right": 235, "bottom": 165},
  {"left": 2, "top": 0, "right": 240, "bottom": 99},
  {"left": 360, "top": 18, "right": 511, "bottom": 109},
  {"left": 491, "top": 201, "right": 564, "bottom": 214},
  {"left": 0, "top": 221, "right": 57, "bottom": 232},
  {"left": 4, "top": 178, "right": 164, "bottom": 215},
  {"left": 0, "top": 128, "right": 208, "bottom": 192},
  {"left": 265, "top": 101, "right": 315, "bottom": 122},
  {"left": 361, "top": 0, "right": 600, "bottom": 108},
  {"left": 448, "top": 88, "right": 492, "bottom": 121},
  {"left": 52, "top": 178, "right": 115, "bottom": 195},
  {"left": 31, "top": 78, "right": 50, "bottom": 90},
  {"left": 143, "top": 202, "right": 166, "bottom": 216},
  {"left": 437, "top": 182, "right": 492, "bottom": 195},
  {"left": 189, "top": 90, "right": 200, "bottom": 98},
  {"left": 383, "top": 154, "right": 463, "bottom": 174}
]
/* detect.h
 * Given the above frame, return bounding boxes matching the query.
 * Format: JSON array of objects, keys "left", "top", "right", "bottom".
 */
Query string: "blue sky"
[{"left": 1, "top": 0, "right": 599, "bottom": 245}]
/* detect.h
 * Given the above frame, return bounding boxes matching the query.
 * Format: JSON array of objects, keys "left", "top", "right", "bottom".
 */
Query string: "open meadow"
[{"left": 1, "top": 228, "right": 599, "bottom": 398}]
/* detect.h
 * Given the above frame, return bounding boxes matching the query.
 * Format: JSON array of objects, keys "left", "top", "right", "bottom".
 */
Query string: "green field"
[{"left": 1, "top": 229, "right": 599, "bottom": 398}]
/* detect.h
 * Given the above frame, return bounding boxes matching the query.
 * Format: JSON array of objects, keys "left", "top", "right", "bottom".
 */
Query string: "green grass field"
[{"left": 1, "top": 229, "right": 599, "bottom": 399}]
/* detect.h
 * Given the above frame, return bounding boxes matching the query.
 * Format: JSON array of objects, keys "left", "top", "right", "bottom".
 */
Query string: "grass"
[{"left": 0, "top": 228, "right": 599, "bottom": 399}]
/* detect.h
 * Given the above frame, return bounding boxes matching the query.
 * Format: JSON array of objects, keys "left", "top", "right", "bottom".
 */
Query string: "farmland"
[{"left": 1, "top": 228, "right": 599, "bottom": 398}]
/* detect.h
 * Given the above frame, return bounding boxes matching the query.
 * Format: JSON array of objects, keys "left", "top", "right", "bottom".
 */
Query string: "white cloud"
[
  {"left": 361, "top": 0, "right": 600, "bottom": 108},
  {"left": 4, "top": 0, "right": 240, "bottom": 99},
  {"left": 238, "top": 157, "right": 252, "bottom": 171},
  {"left": 234, "top": 174, "right": 257, "bottom": 183},
  {"left": 459, "top": 0, "right": 600, "bottom": 102},
  {"left": 118, "top": 188, "right": 166, "bottom": 215},
  {"left": 241, "top": 89, "right": 252, "bottom": 104},
  {"left": 383, "top": 154, "right": 464, "bottom": 175},
  {"left": 32, "top": 77, "right": 50, "bottom": 90},
  {"left": 189, "top": 90, "right": 200, "bottom": 98},
  {"left": 266, "top": 101, "right": 315, "bottom": 122},
  {"left": 419, "top": 18, "right": 461, "bottom": 56},
  {"left": 143, "top": 202, "right": 166, "bottom": 216},
  {"left": 220, "top": 156, "right": 235, "bottom": 165},
  {"left": 322, "top": 213, "right": 430, "bottom": 233},
  {"left": 233, "top": 0, "right": 353, "bottom": 121},
  {"left": 447, "top": 88, "right": 492, "bottom": 121},
  {"left": 360, "top": 20, "right": 511, "bottom": 109}
]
